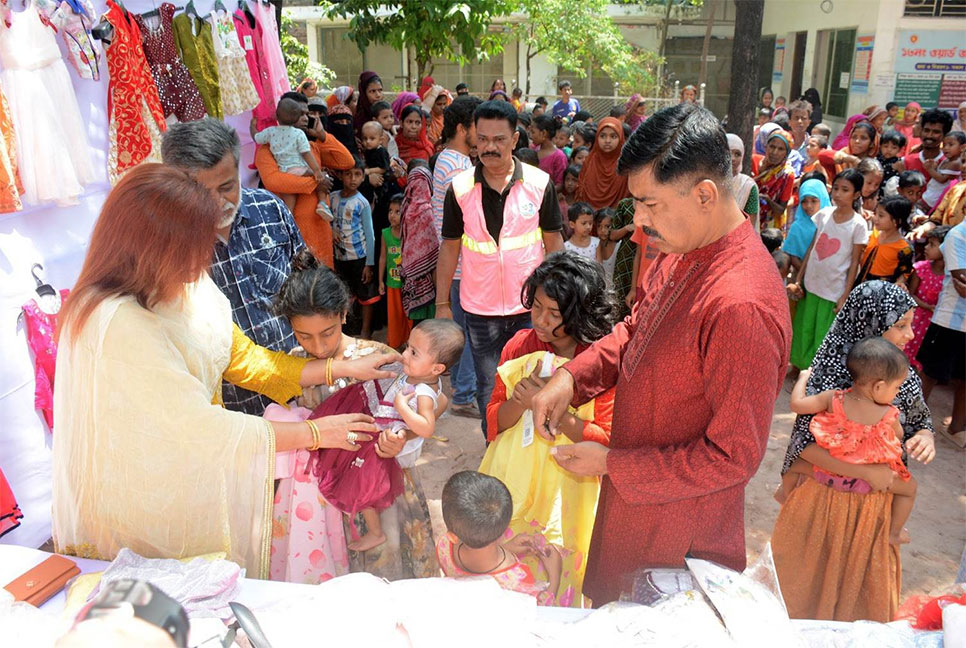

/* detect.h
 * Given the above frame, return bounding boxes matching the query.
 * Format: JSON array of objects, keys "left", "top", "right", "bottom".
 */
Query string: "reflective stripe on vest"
[{"left": 461, "top": 227, "right": 543, "bottom": 255}]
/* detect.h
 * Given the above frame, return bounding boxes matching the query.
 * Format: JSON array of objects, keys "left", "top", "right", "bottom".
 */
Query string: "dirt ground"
[{"left": 416, "top": 377, "right": 965, "bottom": 599}]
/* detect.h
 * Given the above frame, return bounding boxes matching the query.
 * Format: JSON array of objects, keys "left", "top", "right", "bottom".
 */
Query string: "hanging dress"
[
  {"left": 135, "top": 3, "right": 207, "bottom": 123},
  {"left": 252, "top": 0, "right": 289, "bottom": 104},
  {"left": 102, "top": 0, "right": 166, "bottom": 184},
  {"left": 233, "top": 7, "right": 274, "bottom": 130},
  {"left": 36, "top": 0, "right": 101, "bottom": 81},
  {"left": 0, "top": 81, "right": 23, "bottom": 213},
  {"left": 22, "top": 289, "right": 69, "bottom": 432},
  {"left": 0, "top": 1, "right": 95, "bottom": 205},
  {"left": 0, "top": 468, "right": 23, "bottom": 539},
  {"left": 207, "top": 10, "right": 259, "bottom": 116},
  {"left": 172, "top": 11, "right": 222, "bottom": 120}
]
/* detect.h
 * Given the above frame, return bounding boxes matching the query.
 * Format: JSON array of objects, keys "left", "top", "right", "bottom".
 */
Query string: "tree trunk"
[
  {"left": 656, "top": 0, "right": 673, "bottom": 85},
  {"left": 526, "top": 47, "right": 533, "bottom": 96},
  {"left": 728, "top": 0, "right": 763, "bottom": 175},
  {"left": 698, "top": 0, "right": 718, "bottom": 88}
]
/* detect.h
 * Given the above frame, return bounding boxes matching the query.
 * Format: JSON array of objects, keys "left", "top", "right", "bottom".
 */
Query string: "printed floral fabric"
[
  {"left": 0, "top": 81, "right": 22, "bottom": 213},
  {"left": 207, "top": 10, "right": 258, "bottom": 116},
  {"left": 22, "top": 289, "right": 69, "bottom": 431},
  {"left": 37, "top": 0, "right": 101, "bottom": 81},
  {"left": 436, "top": 532, "right": 555, "bottom": 605}
]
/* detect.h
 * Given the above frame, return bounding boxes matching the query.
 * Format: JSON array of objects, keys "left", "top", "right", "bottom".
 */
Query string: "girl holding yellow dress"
[{"left": 479, "top": 252, "right": 617, "bottom": 607}]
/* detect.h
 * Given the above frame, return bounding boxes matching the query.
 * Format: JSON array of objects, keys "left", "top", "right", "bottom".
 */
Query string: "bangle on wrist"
[
  {"left": 435, "top": 301, "right": 451, "bottom": 307},
  {"left": 306, "top": 419, "right": 321, "bottom": 451},
  {"left": 324, "top": 357, "right": 333, "bottom": 386}
]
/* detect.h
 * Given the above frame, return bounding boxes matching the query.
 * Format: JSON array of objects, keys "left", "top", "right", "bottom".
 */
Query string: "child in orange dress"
[
  {"left": 784, "top": 337, "right": 917, "bottom": 545},
  {"left": 436, "top": 471, "right": 562, "bottom": 606}
]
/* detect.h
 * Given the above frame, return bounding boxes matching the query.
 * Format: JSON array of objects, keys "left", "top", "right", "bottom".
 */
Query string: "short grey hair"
[{"left": 161, "top": 118, "right": 241, "bottom": 170}]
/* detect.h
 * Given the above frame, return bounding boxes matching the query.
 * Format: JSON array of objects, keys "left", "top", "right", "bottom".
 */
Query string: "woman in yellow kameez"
[
  {"left": 52, "top": 165, "right": 399, "bottom": 578},
  {"left": 479, "top": 252, "right": 616, "bottom": 607}
]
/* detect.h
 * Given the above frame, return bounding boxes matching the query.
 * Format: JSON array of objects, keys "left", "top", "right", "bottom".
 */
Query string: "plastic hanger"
[
  {"left": 140, "top": 0, "right": 161, "bottom": 19},
  {"left": 27, "top": 264, "right": 62, "bottom": 317},
  {"left": 31, "top": 264, "right": 56, "bottom": 298}
]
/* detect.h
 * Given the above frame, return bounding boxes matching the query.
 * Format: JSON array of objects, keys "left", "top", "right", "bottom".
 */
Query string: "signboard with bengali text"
[{"left": 894, "top": 30, "right": 966, "bottom": 74}]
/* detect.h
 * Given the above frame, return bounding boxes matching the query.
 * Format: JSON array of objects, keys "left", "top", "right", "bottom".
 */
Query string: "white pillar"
[{"left": 306, "top": 23, "right": 320, "bottom": 65}]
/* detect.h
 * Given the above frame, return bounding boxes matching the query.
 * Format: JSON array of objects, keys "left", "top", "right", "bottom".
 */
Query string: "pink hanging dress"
[
  {"left": 232, "top": 7, "right": 273, "bottom": 130},
  {"left": 251, "top": 1, "right": 289, "bottom": 104},
  {"left": 22, "top": 289, "right": 69, "bottom": 431}
]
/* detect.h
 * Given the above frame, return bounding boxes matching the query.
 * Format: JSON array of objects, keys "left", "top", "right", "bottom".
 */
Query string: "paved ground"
[{"left": 416, "top": 378, "right": 965, "bottom": 599}]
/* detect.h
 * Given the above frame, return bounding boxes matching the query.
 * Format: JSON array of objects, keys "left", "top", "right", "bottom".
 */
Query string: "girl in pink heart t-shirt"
[{"left": 788, "top": 169, "right": 869, "bottom": 369}]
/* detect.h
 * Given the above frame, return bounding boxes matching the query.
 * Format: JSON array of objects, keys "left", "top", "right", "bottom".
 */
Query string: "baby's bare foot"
[{"left": 348, "top": 531, "right": 387, "bottom": 552}]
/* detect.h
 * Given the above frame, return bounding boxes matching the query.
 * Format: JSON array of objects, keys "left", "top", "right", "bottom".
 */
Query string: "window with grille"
[{"left": 903, "top": 0, "right": 966, "bottom": 17}]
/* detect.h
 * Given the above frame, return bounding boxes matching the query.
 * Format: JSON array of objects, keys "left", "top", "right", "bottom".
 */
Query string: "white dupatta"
[{"left": 52, "top": 275, "right": 275, "bottom": 577}]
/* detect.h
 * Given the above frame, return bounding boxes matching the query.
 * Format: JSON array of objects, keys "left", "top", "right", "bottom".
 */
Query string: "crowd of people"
[{"left": 48, "top": 69, "right": 964, "bottom": 624}]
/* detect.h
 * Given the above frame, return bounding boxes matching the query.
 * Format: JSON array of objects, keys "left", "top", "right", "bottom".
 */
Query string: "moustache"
[
  {"left": 482, "top": 152, "right": 500, "bottom": 157},
  {"left": 641, "top": 225, "right": 662, "bottom": 240}
]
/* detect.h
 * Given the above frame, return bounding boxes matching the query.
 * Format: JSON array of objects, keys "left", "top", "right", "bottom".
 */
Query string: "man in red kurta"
[{"left": 533, "top": 104, "right": 792, "bottom": 605}]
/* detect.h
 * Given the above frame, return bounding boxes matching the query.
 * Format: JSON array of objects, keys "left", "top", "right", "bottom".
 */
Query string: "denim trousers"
[
  {"left": 449, "top": 280, "right": 477, "bottom": 405},
  {"left": 463, "top": 310, "right": 532, "bottom": 438}
]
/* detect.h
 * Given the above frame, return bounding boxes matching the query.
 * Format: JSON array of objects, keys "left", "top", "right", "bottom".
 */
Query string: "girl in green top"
[{"left": 379, "top": 196, "right": 411, "bottom": 348}]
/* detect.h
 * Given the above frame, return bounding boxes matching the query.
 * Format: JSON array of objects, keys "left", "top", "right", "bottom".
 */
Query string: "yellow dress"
[{"left": 479, "top": 351, "right": 600, "bottom": 608}]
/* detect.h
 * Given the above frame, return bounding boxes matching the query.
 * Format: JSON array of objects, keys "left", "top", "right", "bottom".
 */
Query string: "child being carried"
[
  {"left": 782, "top": 337, "right": 917, "bottom": 546},
  {"left": 312, "top": 319, "right": 464, "bottom": 551},
  {"left": 253, "top": 98, "right": 332, "bottom": 220}
]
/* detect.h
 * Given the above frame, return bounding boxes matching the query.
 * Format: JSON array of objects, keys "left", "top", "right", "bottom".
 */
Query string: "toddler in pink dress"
[{"left": 905, "top": 226, "right": 947, "bottom": 370}]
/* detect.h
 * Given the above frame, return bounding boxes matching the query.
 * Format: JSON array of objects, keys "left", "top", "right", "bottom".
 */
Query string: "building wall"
[
  {"left": 286, "top": 2, "right": 736, "bottom": 105},
  {"left": 761, "top": 0, "right": 966, "bottom": 128}
]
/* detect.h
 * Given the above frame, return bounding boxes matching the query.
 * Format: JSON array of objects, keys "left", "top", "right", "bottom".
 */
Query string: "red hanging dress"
[{"left": 103, "top": 0, "right": 166, "bottom": 184}]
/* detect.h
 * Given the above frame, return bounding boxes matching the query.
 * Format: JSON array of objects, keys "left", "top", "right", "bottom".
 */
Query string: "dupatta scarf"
[
  {"left": 781, "top": 281, "right": 932, "bottom": 473},
  {"left": 399, "top": 165, "right": 438, "bottom": 314},
  {"left": 755, "top": 129, "right": 795, "bottom": 202},
  {"left": 395, "top": 105, "right": 435, "bottom": 164},
  {"left": 52, "top": 275, "right": 275, "bottom": 576},
  {"left": 727, "top": 133, "right": 757, "bottom": 211},
  {"left": 624, "top": 93, "right": 645, "bottom": 132},
  {"left": 894, "top": 102, "right": 921, "bottom": 155},
  {"left": 575, "top": 117, "right": 629, "bottom": 209},
  {"left": 353, "top": 70, "right": 381, "bottom": 136}
]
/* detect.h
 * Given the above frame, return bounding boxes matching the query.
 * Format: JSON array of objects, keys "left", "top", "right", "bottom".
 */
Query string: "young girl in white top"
[
  {"left": 594, "top": 207, "right": 620, "bottom": 291},
  {"left": 563, "top": 202, "right": 598, "bottom": 261},
  {"left": 787, "top": 169, "right": 869, "bottom": 369}
]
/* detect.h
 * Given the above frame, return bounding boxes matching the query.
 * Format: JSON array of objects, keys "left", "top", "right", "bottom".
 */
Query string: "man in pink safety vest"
[{"left": 436, "top": 100, "right": 564, "bottom": 439}]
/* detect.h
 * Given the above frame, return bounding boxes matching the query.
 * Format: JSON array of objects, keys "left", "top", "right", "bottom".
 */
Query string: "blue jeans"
[
  {"left": 449, "top": 280, "right": 476, "bottom": 406},
  {"left": 464, "top": 311, "right": 532, "bottom": 438}
]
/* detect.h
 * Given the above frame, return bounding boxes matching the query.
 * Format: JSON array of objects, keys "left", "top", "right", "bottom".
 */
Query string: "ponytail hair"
[{"left": 273, "top": 250, "right": 351, "bottom": 320}]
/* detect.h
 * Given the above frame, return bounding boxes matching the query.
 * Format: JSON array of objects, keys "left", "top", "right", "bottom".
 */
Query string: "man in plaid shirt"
[{"left": 162, "top": 119, "right": 306, "bottom": 415}]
